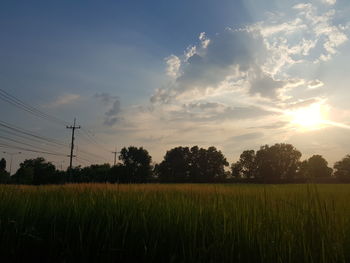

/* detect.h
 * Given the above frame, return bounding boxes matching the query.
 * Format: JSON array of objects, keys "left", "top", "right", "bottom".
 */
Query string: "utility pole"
[
  {"left": 112, "top": 147, "right": 118, "bottom": 166},
  {"left": 66, "top": 118, "right": 80, "bottom": 170},
  {"left": 2, "top": 151, "right": 21, "bottom": 175}
]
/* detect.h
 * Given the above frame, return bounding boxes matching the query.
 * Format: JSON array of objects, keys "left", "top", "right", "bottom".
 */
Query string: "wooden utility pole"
[
  {"left": 112, "top": 147, "right": 118, "bottom": 166},
  {"left": 66, "top": 118, "right": 80, "bottom": 170}
]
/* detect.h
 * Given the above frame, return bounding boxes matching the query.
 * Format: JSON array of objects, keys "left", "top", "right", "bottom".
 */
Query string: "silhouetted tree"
[
  {"left": 158, "top": 146, "right": 228, "bottom": 182},
  {"left": 0, "top": 158, "right": 6, "bottom": 171},
  {"left": 12, "top": 157, "right": 57, "bottom": 185},
  {"left": 80, "top": 164, "right": 111, "bottom": 183},
  {"left": 231, "top": 162, "right": 242, "bottom": 178},
  {"left": 298, "top": 155, "right": 332, "bottom": 178},
  {"left": 109, "top": 164, "right": 129, "bottom": 183},
  {"left": 119, "top": 146, "right": 152, "bottom": 182},
  {"left": 189, "top": 146, "right": 228, "bottom": 181},
  {"left": 255, "top": 143, "right": 301, "bottom": 180},
  {"left": 0, "top": 158, "right": 9, "bottom": 184},
  {"left": 231, "top": 150, "right": 256, "bottom": 178},
  {"left": 157, "top": 147, "right": 191, "bottom": 182},
  {"left": 334, "top": 155, "right": 350, "bottom": 181}
]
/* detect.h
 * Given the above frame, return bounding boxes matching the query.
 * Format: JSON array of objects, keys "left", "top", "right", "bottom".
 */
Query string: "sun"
[{"left": 287, "top": 103, "right": 328, "bottom": 130}]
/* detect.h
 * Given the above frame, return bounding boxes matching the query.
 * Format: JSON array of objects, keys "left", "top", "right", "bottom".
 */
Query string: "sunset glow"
[{"left": 288, "top": 103, "right": 328, "bottom": 130}]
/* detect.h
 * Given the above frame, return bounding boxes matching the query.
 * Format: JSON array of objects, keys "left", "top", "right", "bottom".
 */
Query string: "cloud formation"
[
  {"left": 321, "top": 0, "right": 336, "bottom": 5},
  {"left": 45, "top": 94, "right": 81, "bottom": 108},
  {"left": 120, "top": 0, "right": 350, "bottom": 164},
  {"left": 95, "top": 93, "right": 121, "bottom": 126},
  {"left": 152, "top": 1, "right": 348, "bottom": 107}
]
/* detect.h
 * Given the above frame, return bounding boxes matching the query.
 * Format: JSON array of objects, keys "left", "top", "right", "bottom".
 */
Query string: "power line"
[
  {"left": 2, "top": 151, "right": 21, "bottom": 175},
  {"left": 79, "top": 128, "right": 112, "bottom": 153},
  {"left": 0, "top": 120, "right": 68, "bottom": 147},
  {"left": 0, "top": 90, "right": 114, "bottom": 166},
  {"left": 0, "top": 127, "right": 64, "bottom": 148},
  {"left": 0, "top": 143, "right": 68, "bottom": 157},
  {"left": 0, "top": 89, "right": 70, "bottom": 126},
  {"left": 0, "top": 135, "right": 63, "bottom": 153},
  {"left": 75, "top": 146, "right": 110, "bottom": 163},
  {"left": 0, "top": 119, "right": 108, "bottom": 164}
]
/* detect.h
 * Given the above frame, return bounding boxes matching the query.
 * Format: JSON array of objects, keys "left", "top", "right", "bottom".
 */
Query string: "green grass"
[{"left": 0, "top": 184, "right": 350, "bottom": 262}]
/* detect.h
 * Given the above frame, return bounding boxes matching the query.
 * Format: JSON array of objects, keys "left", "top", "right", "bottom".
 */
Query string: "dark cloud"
[
  {"left": 249, "top": 71, "right": 286, "bottom": 98},
  {"left": 150, "top": 88, "right": 173, "bottom": 104},
  {"left": 229, "top": 132, "right": 264, "bottom": 141},
  {"left": 249, "top": 121, "right": 288, "bottom": 130},
  {"left": 106, "top": 100, "right": 121, "bottom": 116},
  {"left": 177, "top": 28, "right": 267, "bottom": 90},
  {"left": 151, "top": 28, "right": 272, "bottom": 103},
  {"left": 95, "top": 93, "right": 121, "bottom": 126},
  {"left": 224, "top": 106, "right": 272, "bottom": 120},
  {"left": 186, "top": 102, "right": 224, "bottom": 111},
  {"left": 104, "top": 117, "right": 119, "bottom": 126},
  {"left": 171, "top": 103, "right": 273, "bottom": 122},
  {"left": 94, "top": 93, "right": 118, "bottom": 103}
]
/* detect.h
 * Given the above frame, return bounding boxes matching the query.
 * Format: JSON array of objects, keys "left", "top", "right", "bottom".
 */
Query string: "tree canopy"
[
  {"left": 255, "top": 143, "right": 302, "bottom": 180},
  {"left": 1, "top": 143, "right": 349, "bottom": 184},
  {"left": 157, "top": 146, "right": 228, "bottom": 182},
  {"left": 334, "top": 155, "right": 350, "bottom": 181},
  {"left": 298, "top": 155, "right": 332, "bottom": 179},
  {"left": 0, "top": 158, "right": 6, "bottom": 171},
  {"left": 12, "top": 157, "right": 57, "bottom": 185},
  {"left": 119, "top": 146, "right": 152, "bottom": 181}
]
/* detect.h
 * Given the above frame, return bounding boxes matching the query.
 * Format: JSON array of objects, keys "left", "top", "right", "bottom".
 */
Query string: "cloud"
[
  {"left": 249, "top": 121, "right": 289, "bottom": 130},
  {"left": 45, "top": 94, "right": 81, "bottom": 108},
  {"left": 138, "top": 1, "right": 350, "bottom": 163},
  {"left": 307, "top": 79, "right": 324, "bottom": 89},
  {"left": 95, "top": 93, "right": 121, "bottom": 126},
  {"left": 199, "top": 32, "right": 210, "bottom": 48},
  {"left": 177, "top": 28, "right": 266, "bottom": 88},
  {"left": 165, "top": 55, "right": 181, "bottom": 78},
  {"left": 248, "top": 68, "right": 287, "bottom": 98},
  {"left": 152, "top": 1, "right": 348, "bottom": 107},
  {"left": 321, "top": 0, "right": 336, "bottom": 5},
  {"left": 229, "top": 132, "right": 264, "bottom": 142},
  {"left": 283, "top": 98, "right": 322, "bottom": 110},
  {"left": 95, "top": 93, "right": 117, "bottom": 103},
  {"left": 106, "top": 99, "right": 121, "bottom": 117},
  {"left": 175, "top": 102, "right": 273, "bottom": 122}
]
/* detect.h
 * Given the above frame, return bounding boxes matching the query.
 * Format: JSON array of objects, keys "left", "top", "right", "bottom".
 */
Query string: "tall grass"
[{"left": 0, "top": 184, "right": 350, "bottom": 262}]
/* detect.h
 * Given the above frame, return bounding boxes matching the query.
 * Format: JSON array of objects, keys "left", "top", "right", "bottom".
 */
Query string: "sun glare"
[{"left": 287, "top": 103, "right": 328, "bottom": 130}]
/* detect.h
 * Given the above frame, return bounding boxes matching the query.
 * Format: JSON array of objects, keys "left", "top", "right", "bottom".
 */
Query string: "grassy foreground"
[{"left": 1, "top": 184, "right": 350, "bottom": 262}]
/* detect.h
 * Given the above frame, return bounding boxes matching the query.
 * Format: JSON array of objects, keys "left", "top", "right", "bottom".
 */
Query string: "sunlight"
[{"left": 287, "top": 103, "right": 328, "bottom": 130}]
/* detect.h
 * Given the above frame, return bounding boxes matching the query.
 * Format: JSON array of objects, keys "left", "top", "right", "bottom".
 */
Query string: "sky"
[{"left": 1, "top": 0, "right": 350, "bottom": 171}]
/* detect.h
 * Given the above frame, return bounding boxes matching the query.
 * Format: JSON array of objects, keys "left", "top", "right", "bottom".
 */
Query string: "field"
[{"left": 1, "top": 184, "right": 350, "bottom": 262}]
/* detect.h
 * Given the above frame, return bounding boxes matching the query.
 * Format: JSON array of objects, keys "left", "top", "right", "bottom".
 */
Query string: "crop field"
[{"left": 0, "top": 184, "right": 350, "bottom": 262}]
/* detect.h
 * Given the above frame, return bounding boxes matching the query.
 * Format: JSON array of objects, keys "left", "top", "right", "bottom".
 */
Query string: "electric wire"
[
  {"left": 0, "top": 89, "right": 70, "bottom": 126},
  {"left": 0, "top": 89, "right": 113, "bottom": 164},
  {"left": 0, "top": 143, "right": 68, "bottom": 157}
]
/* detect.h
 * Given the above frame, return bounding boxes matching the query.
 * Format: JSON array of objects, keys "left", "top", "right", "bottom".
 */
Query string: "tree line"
[{"left": 1, "top": 143, "right": 350, "bottom": 185}]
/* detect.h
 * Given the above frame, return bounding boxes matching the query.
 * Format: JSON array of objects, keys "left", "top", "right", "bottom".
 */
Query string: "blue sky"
[{"left": 1, "top": 0, "right": 350, "bottom": 170}]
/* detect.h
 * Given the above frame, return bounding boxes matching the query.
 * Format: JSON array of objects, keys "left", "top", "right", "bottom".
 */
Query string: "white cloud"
[
  {"left": 321, "top": 0, "right": 336, "bottom": 5},
  {"left": 184, "top": 45, "right": 197, "bottom": 61},
  {"left": 307, "top": 79, "right": 324, "bottom": 89},
  {"left": 152, "top": 1, "right": 348, "bottom": 108},
  {"left": 142, "top": 1, "right": 350, "bottom": 163},
  {"left": 165, "top": 55, "right": 181, "bottom": 78},
  {"left": 199, "top": 32, "right": 210, "bottom": 48}
]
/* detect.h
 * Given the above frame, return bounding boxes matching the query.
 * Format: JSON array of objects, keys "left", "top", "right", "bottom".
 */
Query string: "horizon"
[{"left": 1, "top": 0, "right": 350, "bottom": 171}]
